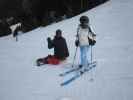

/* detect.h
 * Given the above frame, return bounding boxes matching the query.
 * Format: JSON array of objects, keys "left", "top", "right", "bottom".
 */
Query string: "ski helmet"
[
  {"left": 79, "top": 16, "right": 89, "bottom": 24},
  {"left": 56, "top": 29, "right": 62, "bottom": 34},
  {"left": 56, "top": 29, "right": 62, "bottom": 37}
]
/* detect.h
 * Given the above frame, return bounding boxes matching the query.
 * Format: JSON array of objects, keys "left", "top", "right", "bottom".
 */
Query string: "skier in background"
[
  {"left": 75, "top": 16, "right": 96, "bottom": 73},
  {"left": 13, "top": 24, "right": 23, "bottom": 41}
]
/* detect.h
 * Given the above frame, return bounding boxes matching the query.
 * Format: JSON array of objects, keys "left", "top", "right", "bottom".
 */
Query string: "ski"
[
  {"left": 59, "top": 61, "right": 97, "bottom": 77},
  {"left": 60, "top": 64, "right": 96, "bottom": 86},
  {"left": 59, "top": 67, "right": 80, "bottom": 77}
]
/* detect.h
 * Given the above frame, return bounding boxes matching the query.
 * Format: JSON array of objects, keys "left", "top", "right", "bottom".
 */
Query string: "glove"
[
  {"left": 92, "top": 33, "right": 96, "bottom": 37},
  {"left": 75, "top": 40, "right": 79, "bottom": 47},
  {"left": 88, "top": 37, "right": 96, "bottom": 46},
  {"left": 47, "top": 37, "right": 51, "bottom": 42}
]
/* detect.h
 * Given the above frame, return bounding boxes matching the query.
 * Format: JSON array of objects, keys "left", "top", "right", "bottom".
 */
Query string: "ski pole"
[
  {"left": 72, "top": 47, "right": 78, "bottom": 68},
  {"left": 91, "top": 45, "right": 92, "bottom": 63},
  {"left": 16, "top": 35, "right": 18, "bottom": 41},
  {"left": 89, "top": 45, "right": 93, "bottom": 81}
]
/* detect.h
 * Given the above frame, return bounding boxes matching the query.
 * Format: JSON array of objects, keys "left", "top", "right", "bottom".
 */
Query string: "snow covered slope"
[{"left": 0, "top": 0, "right": 133, "bottom": 100}]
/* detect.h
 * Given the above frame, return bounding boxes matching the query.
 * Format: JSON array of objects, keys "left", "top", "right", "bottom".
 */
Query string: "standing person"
[
  {"left": 36, "top": 29, "right": 69, "bottom": 66},
  {"left": 13, "top": 25, "right": 23, "bottom": 41},
  {"left": 75, "top": 16, "right": 96, "bottom": 73}
]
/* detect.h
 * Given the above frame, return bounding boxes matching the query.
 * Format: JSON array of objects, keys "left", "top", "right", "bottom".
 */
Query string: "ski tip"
[
  {"left": 60, "top": 80, "right": 71, "bottom": 86},
  {"left": 60, "top": 83, "right": 65, "bottom": 86},
  {"left": 59, "top": 74, "right": 63, "bottom": 77}
]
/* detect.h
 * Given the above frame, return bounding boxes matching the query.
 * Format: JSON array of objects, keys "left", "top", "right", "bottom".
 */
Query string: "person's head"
[
  {"left": 80, "top": 16, "right": 89, "bottom": 24},
  {"left": 55, "top": 29, "right": 62, "bottom": 38},
  {"left": 79, "top": 16, "right": 89, "bottom": 29}
]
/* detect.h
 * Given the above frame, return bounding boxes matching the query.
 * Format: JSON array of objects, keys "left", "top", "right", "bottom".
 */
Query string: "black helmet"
[
  {"left": 79, "top": 16, "right": 89, "bottom": 24},
  {"left": 56, "top": 29, "right": 62, "bottom": 34},
  {"left": 56, "top": 29, "right": 62, "bottom": 37}
]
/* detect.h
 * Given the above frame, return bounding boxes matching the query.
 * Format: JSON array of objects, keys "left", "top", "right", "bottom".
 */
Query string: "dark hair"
[
  {"left": 56, "top": 29, "right": 62, "bottom": 34},
  {"left": 79, "top": 16, "right": 89, "bottom": 24}
]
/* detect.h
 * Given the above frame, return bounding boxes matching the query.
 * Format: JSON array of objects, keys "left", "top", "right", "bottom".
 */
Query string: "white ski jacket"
[{"left": 77, "top": 26, "right": 92, "bottom": 46}]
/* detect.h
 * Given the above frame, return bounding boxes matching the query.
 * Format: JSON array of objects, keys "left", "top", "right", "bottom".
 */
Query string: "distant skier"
[
  {"left": 36, "top": 29, "right": 69, "bottom": 66},
  {"left": 13, "top": 24, "right": 23, "bottom": 41},
  {"left": 75, "top": 16, "right": 96, "bottom": 73}
]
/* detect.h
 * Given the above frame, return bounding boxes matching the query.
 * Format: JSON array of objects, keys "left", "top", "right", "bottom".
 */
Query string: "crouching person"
[{"left": 36, "top": 29, "right": 69, "bottom": 66}]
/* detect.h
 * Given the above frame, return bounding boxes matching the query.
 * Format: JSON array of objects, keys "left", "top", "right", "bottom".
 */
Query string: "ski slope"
[{"left": 0, "top": 0, "right": 133, "bottom": 100}]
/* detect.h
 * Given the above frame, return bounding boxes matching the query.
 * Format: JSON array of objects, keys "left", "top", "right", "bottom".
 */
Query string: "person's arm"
[
  {"left": 47, "top": 37, "right": 54, "bottom": 49},
  {"left": 88, "top": 26, "right": 96, "bottom": 45},
  {"left": 75, "top": 25, "right": 80, "bottom": 47},
  {"left": 76, "top": 25, "right": 80, "bottom": 38},
  {"left": 63, "top": 38, "right": 69, "bottom": 57},
  {"left": 89, "top": 26, "right": 96, "bottom": 36}
]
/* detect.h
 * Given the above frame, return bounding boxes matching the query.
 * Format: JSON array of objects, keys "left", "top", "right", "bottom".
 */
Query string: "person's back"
[
  {"left": 53, "top": 36, "right": 69, "bottom": 60},
  {"left": 78, "top": 24, "right": 90, "bottom": 46}
]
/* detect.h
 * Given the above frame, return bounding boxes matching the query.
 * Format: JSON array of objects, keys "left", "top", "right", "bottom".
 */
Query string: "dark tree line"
[{"left": 0, "top": 0, "right": 109, "bottom": 36}]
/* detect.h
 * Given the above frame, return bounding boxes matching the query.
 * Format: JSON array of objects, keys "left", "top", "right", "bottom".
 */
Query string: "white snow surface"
[{"left": 1, "top": 0, "right": 133, "bottom": 100}]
